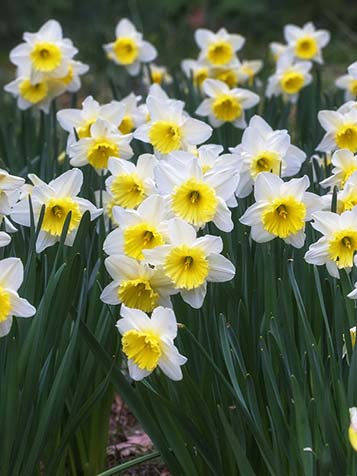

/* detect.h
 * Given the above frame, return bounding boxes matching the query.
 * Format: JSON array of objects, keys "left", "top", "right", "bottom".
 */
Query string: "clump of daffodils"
[
  {"left": 182, "top": 26, "right": 263, "bottom": 90},
  {"left": 5, "top": 20, "right": 88, "bottom": 113}
]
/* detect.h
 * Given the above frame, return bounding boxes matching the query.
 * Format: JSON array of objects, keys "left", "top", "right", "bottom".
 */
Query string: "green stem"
[{"left": 96, "top": 451, "right": 160, "bottom": 476}]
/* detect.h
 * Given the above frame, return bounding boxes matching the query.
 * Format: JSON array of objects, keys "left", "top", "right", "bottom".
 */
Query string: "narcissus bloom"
[
  {"left": 57, "top": 96, "right": 126, "bottom": 150},
  {"left": 104, "top": 18, "right": 157, "bottom": 75},
  {"left": 155, "top": 155, "right": 239, "bottom": 231},
  {"left": 195, "top": 28, "right": 245, "bottom": 67},
  {"left": 116, "top": 93, "right": 146, "bottom": 134},
  {"left": 349, "top": 407, "right": 357, "bottom": 451},
  {"left": 9, "top": 19, "right": 77, "bottom": 83},
  {"left": 269, "top": 42, "right": 288, "bottom": 62},
  {"left": 322, "top": 171, "right": 357, "bottom": 213},
  {"left": 144, "top": 218, "right": 235, "bottom": 308},
  {"left": 231, "top": 115, "right": 306, "bottom": 197},
  {"left": 181, "top": 59, "right": 210, "bottom": 89},
  {"left": 103, "top": 195, "right": 170, "bottom": 259},
  {"left": 196, "top": 79, "right": 259, "bottom": 128},
  {"left": 10, "top": 169, "right": 101, "bottom": 253},
  {"left": 0, "top": 258, "right": 36, "bottom": 337},
  {"left": 55, "top": 59, "right": 89, "bottom": 93},
  {"left": 240, "top": 173, "right": 321, "bottom": 248},
  {"left": 144, "top": 64, "right": 172, "bottom": 86},
  {"left": 105, "top": 155, "right": 157, "bottom": 210},
  {"left": 237, "top": 59, "right": 263, "bottom": 86},
  {"left": 69, "top": 119, "right": 133, "bottom": 172},
  {"left": 317, "top": 106, "right": 357, "bottom": 153},
  {"left": 266, "top": 54, "right": 312, "bottom": 103},
  {"left": 320, "top": 149, "right": 357, "bottom": 190},
  {"left": 4, "top": 68, "right": 67, "bottom": 113},
  {"left": 305, "top": 208, "right": 357, "bottom": 277},
  {"left": 117, "top": 305, "right": 187, "bottom": 381},
  {"left": 284, "top": 22, "right": 330, "bottom": 63},
  {"left": 100, "top": 255, "right": 177, "bottom": 312},
  {"left": 336, "top": 63, "right": 357, "bottom": 101},
  {"left": 134, "top": 95, "right": 212, "bottom": 155}
]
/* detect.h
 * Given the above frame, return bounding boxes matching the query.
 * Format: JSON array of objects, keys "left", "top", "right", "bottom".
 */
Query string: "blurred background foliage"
[{"left": 1, "top": 0, "right": 357, "bottom": 95}]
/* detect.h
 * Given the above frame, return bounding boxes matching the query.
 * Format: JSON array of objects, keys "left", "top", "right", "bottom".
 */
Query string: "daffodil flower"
[
  {"left": 143, "top": 218, "right": 235, "bottom": 309},
  {"left": 69, "top": 118, "right": 133, "bottom": 172},
  {"left": 104, "top": 18, "right": 157, "bottom": 75},
  {"left": 266, "top": 53, "right": 312, "bottom": 103},
  {"left": 230, "top": 115, "right": 306, "bottom": 198},
  {"left": 240, "top": 173, "right": 321, "bottom": 248},
  {"left": 195, "top": 28, "right": 245, "bottom": 67},
  {"left": 317, "top": 106, "right": 357, "bottom": 153},
  {"left": 100, "top": 255, "right": 177, "bottom": 312},
  {"left": 103, "top": 195, "right": 170, "bottom": 260},
  {"left": 154, "top": 155, "right": 239, "bottom": 231},
  {"left": 284, "top": 22, "right": 330, "bottom": 63},
  {"left": 196, "top": 79, "right": 259, "bottom": 128},
  {"left": 134, "top": 94, "right": 212, "bottom": 155},
  {"left": 116, "top": 305, "right": 187, "bottom": 381},
  {"left": 305, "top": 208, "right": 357, "bottom": 278},
  {"left": 10, "top": 169, "right": 101, "bottom": 253},
  {"left": 105, "top": 155, "right": 157, "bottom": 210},
  {"left": 0, "top": 258, "right": 36, "bottom": 337}
]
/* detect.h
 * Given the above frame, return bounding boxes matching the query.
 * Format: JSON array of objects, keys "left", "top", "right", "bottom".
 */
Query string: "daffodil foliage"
[{"left": 2, "top": 16, "right": 357, "bottom": 476}]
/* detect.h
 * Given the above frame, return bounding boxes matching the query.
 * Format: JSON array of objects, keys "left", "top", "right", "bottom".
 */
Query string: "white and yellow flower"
[
  {"left": 209, "top": 58, "right": 241, "bottom": 88},
  {"left": 317, "top": 105, "right": 357, "bottom": 153},
  {"left": 57, "top": 96, "right": 126, "bottom": 150},
  {"left": 103, "top": 195, "right": 170, "bottom": 259},
  {"left": 55, "top": 59, "right": 89, "bottom": 93},
  {"left": 320, "top": 149, "right": 357, "bottom": 190},
  {"left": 348, "top": 407, "right": 357, "bottom": 451},
  {"left": 154, "top": 155, "right": 239, "bottom": 231},
  {"left": 195, "top": 27, "right": 245, "bottom": 67},
  {"left": 4, "top": 67, "right": 66, "bottom": 113},
  {"left": 104, "top": 18, "right": 157, "bottom": 75},
  {"left": 240, "top": 173, "right": 321, "bottom": 248},
  {"left": 196, "top": 79, "right": 259, "bottom": 128},
  {"left": 231, "top": 115, "right": 306, "bottom": 197},
  {"left": 336, "top": 62, "right": 357, "bottom": 101},
  {"left": 69, "top": 118, "right": 133, "bottom": 172},
  {"left": 0, "top": 258, "right": 36, "bottom": 337},
  {"left": 266, "top": 53, "right": 312, "bottom": 103},
  {"left": 181, "top": 59, "right": 210, "bottom": 89},
  {"left": 284, "top": 22, "right": 330, "bottom": 63},
  {"left": 144, "top": 218, "right": 235, "bottom": 308},
  {"left": 322, "top": 171, "right": 357, "bottom": 213},
  {"left": 105, "top": 155, "right": 157, "bottom": 211},
  {"left": 9, "top": 19, "right": 77, "bottom": 83},
  {"left": 117, "top": 305, "right": 187, "bottom": 381},
  {"left": 100, "top": 254, "right": 177, "bottom": 312},
  {"left": 10, "top": 169, "right": 101, "bottom": 253},
  {"left": 116, "top": 93, "right": 147, "bottom": 134},
  {"left": 269, "top": 42, "right": 288, "bottom": 62},
  {"left": 305, "top": 208, "right": 357, "bottom": 278},
  {"left": 144, "top": 64, "right": 172, "bottom": 86},
  {"left": 237, "top": 59, "right": 263, "bottom": 86},
  {"left": 134, "top": 94, "right": 212, "bottom": 155}
]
